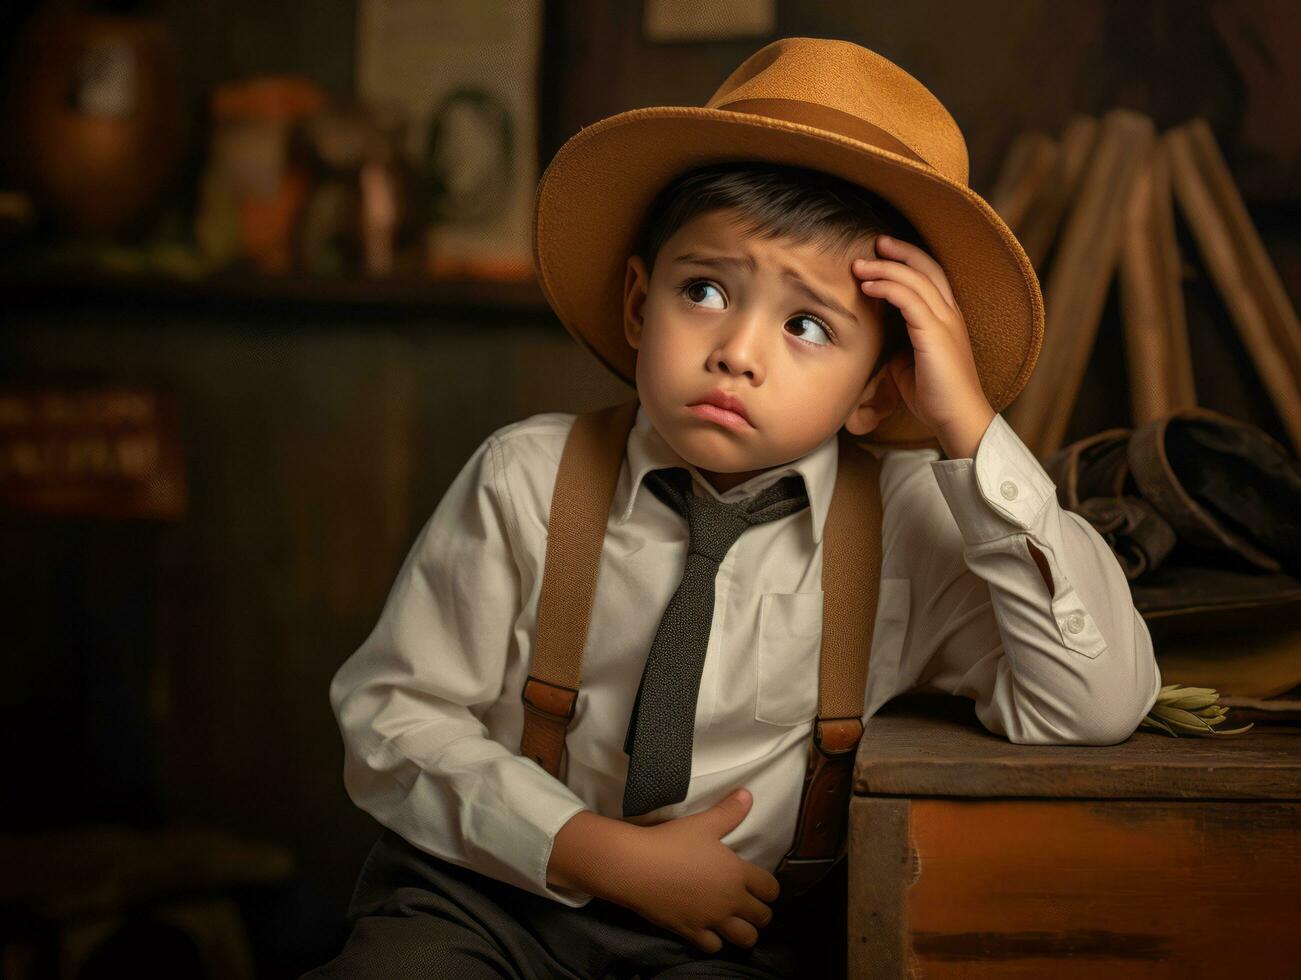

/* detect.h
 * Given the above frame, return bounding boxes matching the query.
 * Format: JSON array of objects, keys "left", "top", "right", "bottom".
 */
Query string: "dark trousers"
[{"left": 302, "top": 829, "right": 848, "bottom": 979}]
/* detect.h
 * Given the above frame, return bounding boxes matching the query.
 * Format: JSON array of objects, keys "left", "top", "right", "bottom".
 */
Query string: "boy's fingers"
[
  {"left": 874, "top": 235, "right": 958, "bottom": 312},
  {"left": 691, "top": 929, "right": 724, "bottom": 954},
  {"left": 737, "top": 891, "right": 774, "bottom": 928},
  {"left": 717, "top": 915, "right": 760, "bottom": 949},
  {"left": 860, "top": 279, "right": 936, "bottom": 334},
  {"left": 745, "top": 865, "right": 782, "bottom": 903},
  {"left": 857, "top": 259, "right": 952, "bottom": 328}
]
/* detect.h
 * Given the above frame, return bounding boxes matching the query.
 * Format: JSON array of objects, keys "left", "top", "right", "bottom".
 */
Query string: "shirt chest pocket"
[
  {"left": 755, "top": 580, "right": 912, "bottom": 727},
  {"left": 755, "top": 591, "right": 824, "bottom": 726}
]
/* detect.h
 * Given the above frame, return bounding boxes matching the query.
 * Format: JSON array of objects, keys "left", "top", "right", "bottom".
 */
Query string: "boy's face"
[{"left": 623, "top": 207, "right": 900, "bottom": 493}]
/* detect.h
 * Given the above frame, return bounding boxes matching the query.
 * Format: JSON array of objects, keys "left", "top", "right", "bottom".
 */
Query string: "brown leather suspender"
[
  {"left": 519, "top": 397, "right": 883, "bottom": 898},
  {"left": 519, "top": 399, "right": 640, "bottom": 777},
  {"left": 774, "top": 421, "right": 882, "bottom": 895}
]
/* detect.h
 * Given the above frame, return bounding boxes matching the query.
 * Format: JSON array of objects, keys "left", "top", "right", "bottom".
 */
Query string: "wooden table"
[{"left": 847, "top": 693, "right": 1301, "bottom": 978}]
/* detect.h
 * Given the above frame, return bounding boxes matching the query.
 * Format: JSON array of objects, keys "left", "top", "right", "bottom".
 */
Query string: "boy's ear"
[
  {"left": 623, "top": 255, "right": 650, "bottom": 351},
  {"left": 843, "top": 361, "right": 901, "bottom": 436}
]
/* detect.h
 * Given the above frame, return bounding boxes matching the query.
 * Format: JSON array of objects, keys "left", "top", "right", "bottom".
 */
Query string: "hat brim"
[{"left": 533, "top": 105, "right": 1044, "bottom": 449}]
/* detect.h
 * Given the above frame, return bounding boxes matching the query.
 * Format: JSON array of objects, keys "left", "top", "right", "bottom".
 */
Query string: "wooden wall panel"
[{"left": 0, "top": 311, "right": 626, "bottom": 908}]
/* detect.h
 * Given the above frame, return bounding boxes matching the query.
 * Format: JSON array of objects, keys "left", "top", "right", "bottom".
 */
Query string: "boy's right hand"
[{"left": 612, "top": 788, "right": 781, "bottom": 954}]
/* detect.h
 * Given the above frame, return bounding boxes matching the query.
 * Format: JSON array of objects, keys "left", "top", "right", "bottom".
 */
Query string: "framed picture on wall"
[{"left": 356, "top": 0, "right": 543, "bottom": 282}]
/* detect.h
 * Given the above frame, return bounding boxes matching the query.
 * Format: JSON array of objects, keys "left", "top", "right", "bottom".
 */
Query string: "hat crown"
[
  {"left": 706, "top": 37, "right": 969, "bottom": 186},
  {"left": 532, "top": 36, "right": 1043, "bottom": 448}
]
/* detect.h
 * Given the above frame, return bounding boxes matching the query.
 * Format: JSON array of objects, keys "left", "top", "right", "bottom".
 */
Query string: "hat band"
[{"left": 715, "top": 97, "right": 928, "bottom": 168}]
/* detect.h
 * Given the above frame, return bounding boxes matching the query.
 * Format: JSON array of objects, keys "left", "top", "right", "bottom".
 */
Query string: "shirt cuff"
[
  {"left": 439, "top": 737, "right": 598, "bottom": 908},
  {"left": 533, "top": 798, "right": 597, "bottom": 907},
  {"left": 929, "top": 412, "right": 1057, "bottom": 546}
]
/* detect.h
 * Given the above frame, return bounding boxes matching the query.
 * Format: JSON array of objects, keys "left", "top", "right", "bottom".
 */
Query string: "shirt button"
[
  {"left": 1065, "top": 612, "right": 1085, "bottom": 634},
  {"left": 1000, "top": 479, "right": 1018, "bottom": 500}
]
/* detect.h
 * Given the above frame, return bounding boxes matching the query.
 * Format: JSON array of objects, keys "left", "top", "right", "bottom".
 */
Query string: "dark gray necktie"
[{"left": 622, "top": 465, "right": 810, "bottom": 818}]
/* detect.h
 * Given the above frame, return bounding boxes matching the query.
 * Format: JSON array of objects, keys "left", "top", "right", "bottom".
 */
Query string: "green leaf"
[
  {"left": 1151, "top": 704, "right": 1218, "bottom": 732},
  {"left": 1207, "top": 722, "right": 1254, "bottom": 736},
  {"left": 1139, "top": 712, "right": 1178, "bottom": 737},
  {"left": 1139, "top": 684, "right": 1253, "bottom": 738},
  {"left": 1165, "top": 690, "right": 1220, "bottom": 710}
]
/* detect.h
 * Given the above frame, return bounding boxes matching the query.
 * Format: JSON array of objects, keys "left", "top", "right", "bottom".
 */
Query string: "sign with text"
[{"left": 0, "top": 386, "right": 186, "bottom": 520}]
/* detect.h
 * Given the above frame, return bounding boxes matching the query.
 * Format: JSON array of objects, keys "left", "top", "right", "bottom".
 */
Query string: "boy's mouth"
[{"left": 688, "top": 390, "right": 753, "bottom": 429}]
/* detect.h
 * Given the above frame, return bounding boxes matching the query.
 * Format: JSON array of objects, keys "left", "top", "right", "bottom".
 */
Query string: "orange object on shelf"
[
  {"left": 211, "top": 76, "right": 326, "bottom": 123},
  {"left": 207, "top": 77, "right": 326, "bottom": 275}
]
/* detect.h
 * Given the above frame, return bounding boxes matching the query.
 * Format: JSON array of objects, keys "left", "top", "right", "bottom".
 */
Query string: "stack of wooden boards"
[
  {"left": 988, "top": 111, "right": 1301, "bottom": 460},
  {"left": 987, "top": 112, "right": 1301, "bottom": 711}
]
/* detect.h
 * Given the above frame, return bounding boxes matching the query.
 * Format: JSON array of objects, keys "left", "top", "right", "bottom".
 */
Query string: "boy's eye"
[
  {"left": 785, "top": 315, "right": 832, "bottom": 346},
  {"left": 679, "top": 279, "right": 725, "bottom": 309},
  {"left": 676, "top": 277, "right": 836, "bottom": 347}
]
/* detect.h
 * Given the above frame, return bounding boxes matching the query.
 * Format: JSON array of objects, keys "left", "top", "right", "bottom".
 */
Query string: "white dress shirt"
[{"left": 330, "top": 405, "right": 1163, "bottom": 908}]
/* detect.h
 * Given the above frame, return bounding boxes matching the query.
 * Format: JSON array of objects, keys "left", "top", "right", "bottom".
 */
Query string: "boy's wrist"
[
  {"left": 547, "top": 809, "right": 641, "bottom": 901},
  {"left": 936, "top": 401, "right": 996, "bottom": 460}
]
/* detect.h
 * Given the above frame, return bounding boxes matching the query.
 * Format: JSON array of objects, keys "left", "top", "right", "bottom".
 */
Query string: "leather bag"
[{"left": 1046, "top": 406, "right": 1301, "bottom": 581}]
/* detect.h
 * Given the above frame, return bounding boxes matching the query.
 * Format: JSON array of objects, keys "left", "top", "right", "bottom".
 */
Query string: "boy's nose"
[{"left": 708, "top": 318, "right": 766, "bottom": 383}]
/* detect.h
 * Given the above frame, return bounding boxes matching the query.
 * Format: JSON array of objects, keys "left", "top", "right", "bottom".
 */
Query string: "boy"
[{"left": 310, "top": 38, "right": 1162, "bottom": 979}]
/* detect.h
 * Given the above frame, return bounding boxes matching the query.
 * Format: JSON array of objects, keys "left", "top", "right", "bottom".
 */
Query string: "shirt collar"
[{"left": 614, "top": 403, "right": 843, "bottom": 545}]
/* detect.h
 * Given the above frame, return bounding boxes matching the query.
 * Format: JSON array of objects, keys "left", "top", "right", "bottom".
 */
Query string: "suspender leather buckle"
[
  {"left": 774, "top": 715, "right": 865, "bottom": 898},
  {"left": 520, "top": 676, "right": 578, "bottom": 775},
  {"left": 814, "top": 716, "right": 864, "bottom": 755},
  {"left": 522, "top": 675, "right": 579, "bottom": 722}
]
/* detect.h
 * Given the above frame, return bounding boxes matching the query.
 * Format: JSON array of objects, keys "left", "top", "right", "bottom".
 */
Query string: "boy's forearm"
[{"left": 546, "top": 809, "right": 640, "bottom": 902}]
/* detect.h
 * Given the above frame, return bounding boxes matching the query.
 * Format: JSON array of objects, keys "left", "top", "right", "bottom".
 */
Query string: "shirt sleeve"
[
  {"left": 909, "top": 412, "right": 1163, "bottom": 745},
  {"left": 329, "top": 431, "right": 594, "bottom": 906}
]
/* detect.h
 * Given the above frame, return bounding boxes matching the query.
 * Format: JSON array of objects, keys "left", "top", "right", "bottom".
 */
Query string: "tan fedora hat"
[{"left": 533, "top": 36, "right": 1044, "bottom": 448}]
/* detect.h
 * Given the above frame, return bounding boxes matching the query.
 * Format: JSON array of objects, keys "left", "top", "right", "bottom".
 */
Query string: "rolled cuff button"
[
  {"left": 1000, "top": 479, "right": 1019, "bottom": 500},
  {"left": 1064, "top": 612, "right": 1085, "bottom": 634}
]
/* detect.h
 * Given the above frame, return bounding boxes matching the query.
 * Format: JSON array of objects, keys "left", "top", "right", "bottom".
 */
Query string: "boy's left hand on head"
[{"left": 853, "top": 236, "right": 996, "bottom": 459}]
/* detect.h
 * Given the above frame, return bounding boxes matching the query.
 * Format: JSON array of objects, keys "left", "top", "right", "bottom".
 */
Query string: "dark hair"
[{"left": 633, "top": 161, "right": 921, "bottom": 380}]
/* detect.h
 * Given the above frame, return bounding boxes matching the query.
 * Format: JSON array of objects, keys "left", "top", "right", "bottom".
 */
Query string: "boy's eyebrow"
[{"left": 672, "top": 251, "right": 859, "bottom": 327}]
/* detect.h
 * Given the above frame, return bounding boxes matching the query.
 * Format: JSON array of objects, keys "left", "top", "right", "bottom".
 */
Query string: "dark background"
[{"left": 2, "top": 1, "right": 1298, "bottom": 976}]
